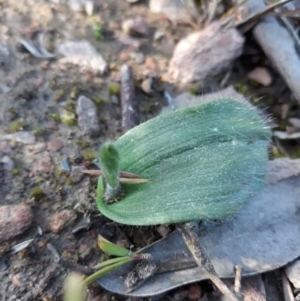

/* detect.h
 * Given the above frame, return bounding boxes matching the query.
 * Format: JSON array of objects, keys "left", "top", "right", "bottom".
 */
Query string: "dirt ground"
[{"left": 0, "top": 0, "right": 298, "bottom": 300}]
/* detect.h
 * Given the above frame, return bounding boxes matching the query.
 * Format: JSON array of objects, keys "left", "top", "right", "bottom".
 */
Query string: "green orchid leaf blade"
[
  {"left": 94, "top": 256, "right": 132, "bottom": 270},
  {"left": 97, "top": 99, "right": 271, "bottom": 225},
  {"left": 99, "top": 142, "right": 120, "bottom": 189},
  {"left": 98, "top": 234, "right": 132, "bottom": 257},
  {"left": 83, "top": 257, "right": 132, "bottom": 286}
]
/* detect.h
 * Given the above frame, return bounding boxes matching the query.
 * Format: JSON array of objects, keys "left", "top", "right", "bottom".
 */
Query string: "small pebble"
[
  {"left": 0, "top": 131, "right": 36, "bottom": 144},
  {"left": 122, "top": 17, "right": 149, "bottom": 36},
  {"left": 116, "top": 238, "right": 131, "bottom": 250},
  {"left": 156, "top": 224, "right": 171, "bottom": 237},
  {"left": 247, "top": 67, "right": 272, "bottom": 86},
  {"left": 111, "top": 95, "right": 119, "bottom": 105},
  {"left": 70, "top": 166, "right": 86, "bottom": 183},
  {"left": 33, "top": 155, "right": 54, "bottom": 173},
  {"left": 109, "top": 21, "right": 120, "bottom": 30},
  {"left": 188, "top": 283, "right": 202, "bottom": 300},
  {"left": 153, "top": 29, "right": 165, "bottom": 41},
  {"left": 168, "top": 22, "right": 244, "bottom": 84},
  {"left": 145, "top": 56, "right": 160, "bottom": 77},
  {"left": 0, "top": 204, "right": 33, "bottom": 243},
  {"left": 120, "top": 52, "right": 130, "bottom": 61},
  {"left": 76, "top": 95, "right": 100, "bottom": 137},
  {"left": 131, "top": 52, "right": 145, "bottom": 64},
  {"left": 149, "top": 0, "right": 188, "bottom": 22},
  {"left": 141, "top": 77, "right": 154, "bottom": 94},
  {"left": 118, "top": 35, "right": 141, "bottom": 50},
  {"left": 47, "top": 139, "right": 63, "bottom": 152},
  {"left": 48, "top": 210, "right": 77, "bottom": 234},
  {"left": 61, "top": 157, "right": 72, "bottom": 172},
  {"left": 58, "top": 40, "right": 108, "bottom": 75},
  {"left": 1, "top": 155, "right": 14, "bottom": 171}
]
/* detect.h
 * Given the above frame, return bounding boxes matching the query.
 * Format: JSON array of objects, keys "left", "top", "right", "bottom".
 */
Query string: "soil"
[{"left": 0, "top": 0, "right": 298, "bottom": 301}]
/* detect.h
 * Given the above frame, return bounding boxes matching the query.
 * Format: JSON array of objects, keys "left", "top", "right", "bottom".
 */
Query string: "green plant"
[
  {"left": 92, "top": 24, "right": 104, "bottom": 41},
  {"left": 63, "top": 236, "right": 147, "bottom": 301},
  {"left": 96, "top": 99, "right": 271, "bottom": 225}
]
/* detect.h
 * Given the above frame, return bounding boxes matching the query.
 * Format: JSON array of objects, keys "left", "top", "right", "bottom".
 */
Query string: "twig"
[
  {"left": 177, "top": 222, "right": 242, "bottom": 301},
  {"left": 278, "top": 15, "right": 300, "bottom": 52},
  {"left": 282, "top": 271, "right": 294, "bottom": 301},
  {"left": 241, "top": 275, "right": 266, "bottom": 301},
  {"left": 47, "top": 243, "right": 94, "bottom": 276},
  {"left": 245, "top": 0, "right": 300, "bottom": 103},
  {"left": 235, "top": 0, "right": 293, "bottom": 28},
  {"left": 234, "top": 265, "right": 242, "bottom": 294},
  {"left": 121, "top": 64, "right": 136, "bottom": 133}
]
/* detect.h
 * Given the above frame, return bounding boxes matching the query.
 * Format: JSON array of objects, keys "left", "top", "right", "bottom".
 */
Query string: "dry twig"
[{"left": 121, "top": 64, "right": 136, "bottom": 133}]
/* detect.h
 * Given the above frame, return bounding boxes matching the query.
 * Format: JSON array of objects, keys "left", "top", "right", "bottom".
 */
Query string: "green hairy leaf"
[
  {"left": 99, "top": 142, "right": 120, "bottom": 189},
  {"left": 96, "top": 99, "right": 271, "bottom": 225}
]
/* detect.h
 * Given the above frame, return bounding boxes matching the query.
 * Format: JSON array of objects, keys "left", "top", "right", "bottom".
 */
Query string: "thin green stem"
[{"left": 83, "top": 257, "right": 132, "bottom": 286}]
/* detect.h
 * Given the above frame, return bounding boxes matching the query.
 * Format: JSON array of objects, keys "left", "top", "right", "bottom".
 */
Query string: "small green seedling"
[
  {"left": 63, "top": 235, "right": 148, "bottom": 301},
  {"left": 96, "top": 99, "right": 271, "bottom": 225},
  {"left": 82, "top": 236, "right": 147, "bottom": 286}
]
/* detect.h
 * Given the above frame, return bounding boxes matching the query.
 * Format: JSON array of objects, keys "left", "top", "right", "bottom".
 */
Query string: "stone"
[
  {"left": 247, "top": 67, "right": 272, "bottom": 86},
  {"left": 145, "top": 56, "right": 160, "bottom": 77},
  {"left": 47, "top": 139, "right": 63, "bottom": 152},
  {"left": 168, "top": 22, "right": 244, "bottom": 84},
  {"left": 188, "top": 283, "right": 202, "bottom": 300},
  {"left": 1, "top": 155, "right": 14, "bottom": 171},
  {"left": 70, "top": 166, "right": 86, "bottom": 183},
  {"left": 131, "top": 52, "right": 145, "bottom": 64},
  {"left": 156, "top": 224, "right": 171, "bottom": 237},
  {"left": 0, "top": 204, "right": 33, "bottom": 242},
  {"left": 0, "top": 131, "right": 36, "bottom": 144},
  {"left": 141, "top": 77, "right": 154, "bottom": 94},
  {"left": 149, "top": 0, "right": 188, "bottom": 22},
  {"left": 58, "top": 41, "right": 108, "bottom": 75},
  {"left": 76, "top": 95, "right": 100, "bottom": 137},
  {"left": 48, "top": 210, "right": 77, "bottom": 234},
  {"left": 0, "top": 43, "right": 9, "bottom": 65},
  {"left": 153, "top": 29, "right": 165, "bottom": 41},
  {"left": 267, "top": 158, "right": 300, "bottom": 183},
  {"left": 33, "top": 154, "right": 54, "bottom": 173},
  {"left": 122, "top": 17, "right": 149, "bottom": 36},
  {"left": 118, "top": 35, "right": 141, "bottom": 50}
]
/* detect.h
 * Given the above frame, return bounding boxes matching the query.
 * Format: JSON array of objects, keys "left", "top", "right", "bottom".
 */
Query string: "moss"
[
  {"left": 30, "top": 187, "right": 44, "bottom": 198},
  {"left": 108, "top": 83, "right": 120, "bottom": 95},
  {"left": 92, "top": 24, "right": 104, "bottom": 41},
  {"left": 142, "top": 103, "right": 154, "bottom": 113},
  {"left": 291, "top": 146, "right": 300, "bottom": 159},
  {"left": 61, "top": 110, "right": 76, "bottom": 126},
  {"left": 189, "top": 86, "right": 198, "bottom": 95},
  {"left": 64, "top": 99, "right": 76, "bottom": 113},
  {"left": 84, "top": 150, "right": 97, "bottom": 162},
  {"left": 8, "top": 120, "right": 28, "bottom": 133},
  {"left": 53, "top": 89, "right": 65, "bottom": 102},
  {"left": 92, "top": 97, "right": 107, "bottom": 107},
  {"left": 55, "top": 169, "right": 64, "bottom": 177},
  {"left": 70, "top": 87, "right": 79, "bottom": 100},
  {"left": 49, "top": 79, "right": 57, "bottom": 90},
  {"left": 271, "top": 146, "right": 286, "bottom": 159},
  {"left": 65, "top": 178, "right": 73, "bottom": 186},
  {"left": 33, "top": 125, "right": 44, "bottom": 137},
  {"left": 76, "top": 139, "right": 90, "bottom": 149},
  {"left": 234, "top": 83, "right": 248, "bottom": 94},
  {"left": 51, "top": 113, "right": 61, "bottom": 123},
  {"left": 35, "top": 176, "right": 44, "bottom": 184},
  {"left": 11, "top": 168, "right": 19, "bottom": 176}
]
